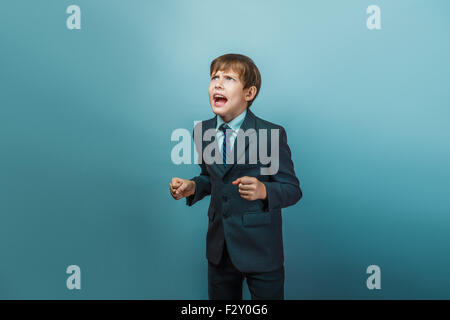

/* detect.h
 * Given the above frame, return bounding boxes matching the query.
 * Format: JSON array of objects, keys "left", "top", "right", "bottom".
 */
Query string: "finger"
[
  {"left": 172, "top": 178, "right": 182, "bottom": 186},
  {"left": 176, "top": 183, "right": 186, "bottom": 194},
  {"left": 173, "top": 180, "right": 184, "bottom": 190},
  {"left": 239, "top": 176, "right": 255, "bottom": 185},
  {"left": 170, "top": 184, "right": 177, "bottom": 193},
  {"left": 239, "top": 183, "right": 255, "bottom": 191},
  {"left": 240, "top": 193, "right": 254, "bottom": 200},
  {"left": 174, "top": 189, "right": 183, "bottom": 199},
  {"left": 233, "top": 176, "right": 251, "bottom": 185},
  {"left": 238, "top": 189, "right": 253, "bottom": 195}
]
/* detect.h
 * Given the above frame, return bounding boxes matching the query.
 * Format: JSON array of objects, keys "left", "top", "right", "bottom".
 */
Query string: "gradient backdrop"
[{"left": 1, "top": 0, "right": 449, "bottom": 299}]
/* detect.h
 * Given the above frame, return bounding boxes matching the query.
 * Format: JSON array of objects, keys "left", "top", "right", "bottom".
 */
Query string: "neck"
[{"left": 221, "top": 107, "right": 247, "bottom": 123}]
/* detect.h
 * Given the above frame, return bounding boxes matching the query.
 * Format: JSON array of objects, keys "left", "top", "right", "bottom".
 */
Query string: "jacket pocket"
[{"left": 242, "top": 211, "right": 271, "bottom": 227}]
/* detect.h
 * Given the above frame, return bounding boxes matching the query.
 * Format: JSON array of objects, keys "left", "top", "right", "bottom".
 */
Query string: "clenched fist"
[
  {"left": 232, "top": 176, "right": 267, "bottom": 201},
  {"left": 169, "top": 177, "right": 196, "bottom": 200}
]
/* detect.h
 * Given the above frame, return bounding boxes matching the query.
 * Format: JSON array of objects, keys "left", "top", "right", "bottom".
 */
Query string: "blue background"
[{"left": 1, "top": 0, "right": 449, "bottom": 299}]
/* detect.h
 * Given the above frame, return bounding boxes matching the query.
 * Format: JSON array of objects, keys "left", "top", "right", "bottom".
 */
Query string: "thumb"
[
  {"left": 172, "top": 177, "right": 181, "bottom": 187},
  {"left": 176, "top": 181, "right": 186, "bottom": 194},
  {"left": 232, "top": 178, "right": 241, "bottom": 185}
]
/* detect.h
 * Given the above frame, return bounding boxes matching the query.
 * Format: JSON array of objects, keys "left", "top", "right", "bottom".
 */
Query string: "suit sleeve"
[
  {"left": 186, "top": 123, "right": 211, "bottom": 206},
  {"left": 262, "top": 126, "right": 302, "bottom": 211},
  {"left": 186, "top": 160, "right": 211, "bottom": 206}
]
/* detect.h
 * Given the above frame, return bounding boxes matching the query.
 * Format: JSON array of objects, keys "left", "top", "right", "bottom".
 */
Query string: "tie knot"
[{"left": 219, "top": 123, "right": 231, "bottom": 134}]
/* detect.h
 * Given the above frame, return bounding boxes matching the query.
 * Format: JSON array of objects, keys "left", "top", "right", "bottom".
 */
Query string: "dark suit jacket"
[{"left": 186, "top": 109, "right": 302, "bottom": 273}]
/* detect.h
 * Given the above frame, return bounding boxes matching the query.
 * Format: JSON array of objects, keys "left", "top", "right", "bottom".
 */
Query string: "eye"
[
  {"left": 211, "top": 76, "right": 218, "bottom": 80},
  {"left": 226, "top": 76, "right": 234, "bottom": 81}
]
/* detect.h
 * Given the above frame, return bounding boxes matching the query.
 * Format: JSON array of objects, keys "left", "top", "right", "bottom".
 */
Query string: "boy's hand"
[
  {"left": 232, "top": 176, "right": 267, "bottom": 201},
  {"left": 170, "top": 177, "right": 196, "bottom": 200}
]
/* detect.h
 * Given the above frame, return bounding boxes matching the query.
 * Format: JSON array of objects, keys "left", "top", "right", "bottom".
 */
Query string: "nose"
[{"left": 214, "top": 81, "right": 223, "bottom": 89}]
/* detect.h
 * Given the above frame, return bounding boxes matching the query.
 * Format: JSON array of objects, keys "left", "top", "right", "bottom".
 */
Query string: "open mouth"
[{"left": 213, "top": 93, "right": 228, "bottom": 107}]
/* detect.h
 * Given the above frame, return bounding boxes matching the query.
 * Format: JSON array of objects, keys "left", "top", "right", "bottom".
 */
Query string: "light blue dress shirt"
[{"left": 216, "top": 108, "right": 247, "bottom": 154}]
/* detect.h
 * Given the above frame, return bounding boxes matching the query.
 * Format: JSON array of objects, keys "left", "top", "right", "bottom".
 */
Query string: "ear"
[{"left": 244, "top": 86, "right": 257, "bottom": 102}]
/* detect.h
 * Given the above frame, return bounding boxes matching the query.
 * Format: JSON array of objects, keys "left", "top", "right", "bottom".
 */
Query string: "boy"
[{"left": 169, "top": 53, "right": 302, "bottom": 300}]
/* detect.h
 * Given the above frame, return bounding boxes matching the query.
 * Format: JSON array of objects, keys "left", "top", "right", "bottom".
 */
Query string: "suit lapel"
[{"left": 198, "top": 114, "right": 223, "bottom": 177}]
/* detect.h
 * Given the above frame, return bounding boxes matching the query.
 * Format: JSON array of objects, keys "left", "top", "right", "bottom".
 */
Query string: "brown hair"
[{"left": 210, "top": 53, "right": 261, "bottom": 108}]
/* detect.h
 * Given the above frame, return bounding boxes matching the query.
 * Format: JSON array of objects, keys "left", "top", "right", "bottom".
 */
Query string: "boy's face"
[{"left": 209, "top": 69, "right": 255, "bottom": 122}]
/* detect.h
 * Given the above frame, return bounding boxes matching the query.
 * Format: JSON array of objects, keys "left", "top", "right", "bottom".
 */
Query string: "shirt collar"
[{"left": 216, "top": 108, "right": 247, "bottom": 133}]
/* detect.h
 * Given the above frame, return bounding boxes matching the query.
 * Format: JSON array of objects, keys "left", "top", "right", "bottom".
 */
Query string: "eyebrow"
[{"left": 212, "top": 73, "right": 235, "bottom": 78}]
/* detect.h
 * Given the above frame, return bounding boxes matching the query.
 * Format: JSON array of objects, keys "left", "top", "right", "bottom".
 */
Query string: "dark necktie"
[{"left": 219, "top": 123, "right": 231, "bottom": 167}]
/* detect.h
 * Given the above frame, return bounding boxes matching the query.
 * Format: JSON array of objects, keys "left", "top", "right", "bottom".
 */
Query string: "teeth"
[{"left": 214, "top": 94, "right": 225, "bottom": 99}]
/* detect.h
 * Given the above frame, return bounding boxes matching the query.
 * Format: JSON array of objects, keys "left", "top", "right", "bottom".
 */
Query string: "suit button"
[{"left": 222, "top": 195, "right": 228, "bottom": 202}]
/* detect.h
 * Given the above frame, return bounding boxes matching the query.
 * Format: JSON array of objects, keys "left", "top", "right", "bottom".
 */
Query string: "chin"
[{"left": 211, "top": 105, "right": 229, "bottom": 116}]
